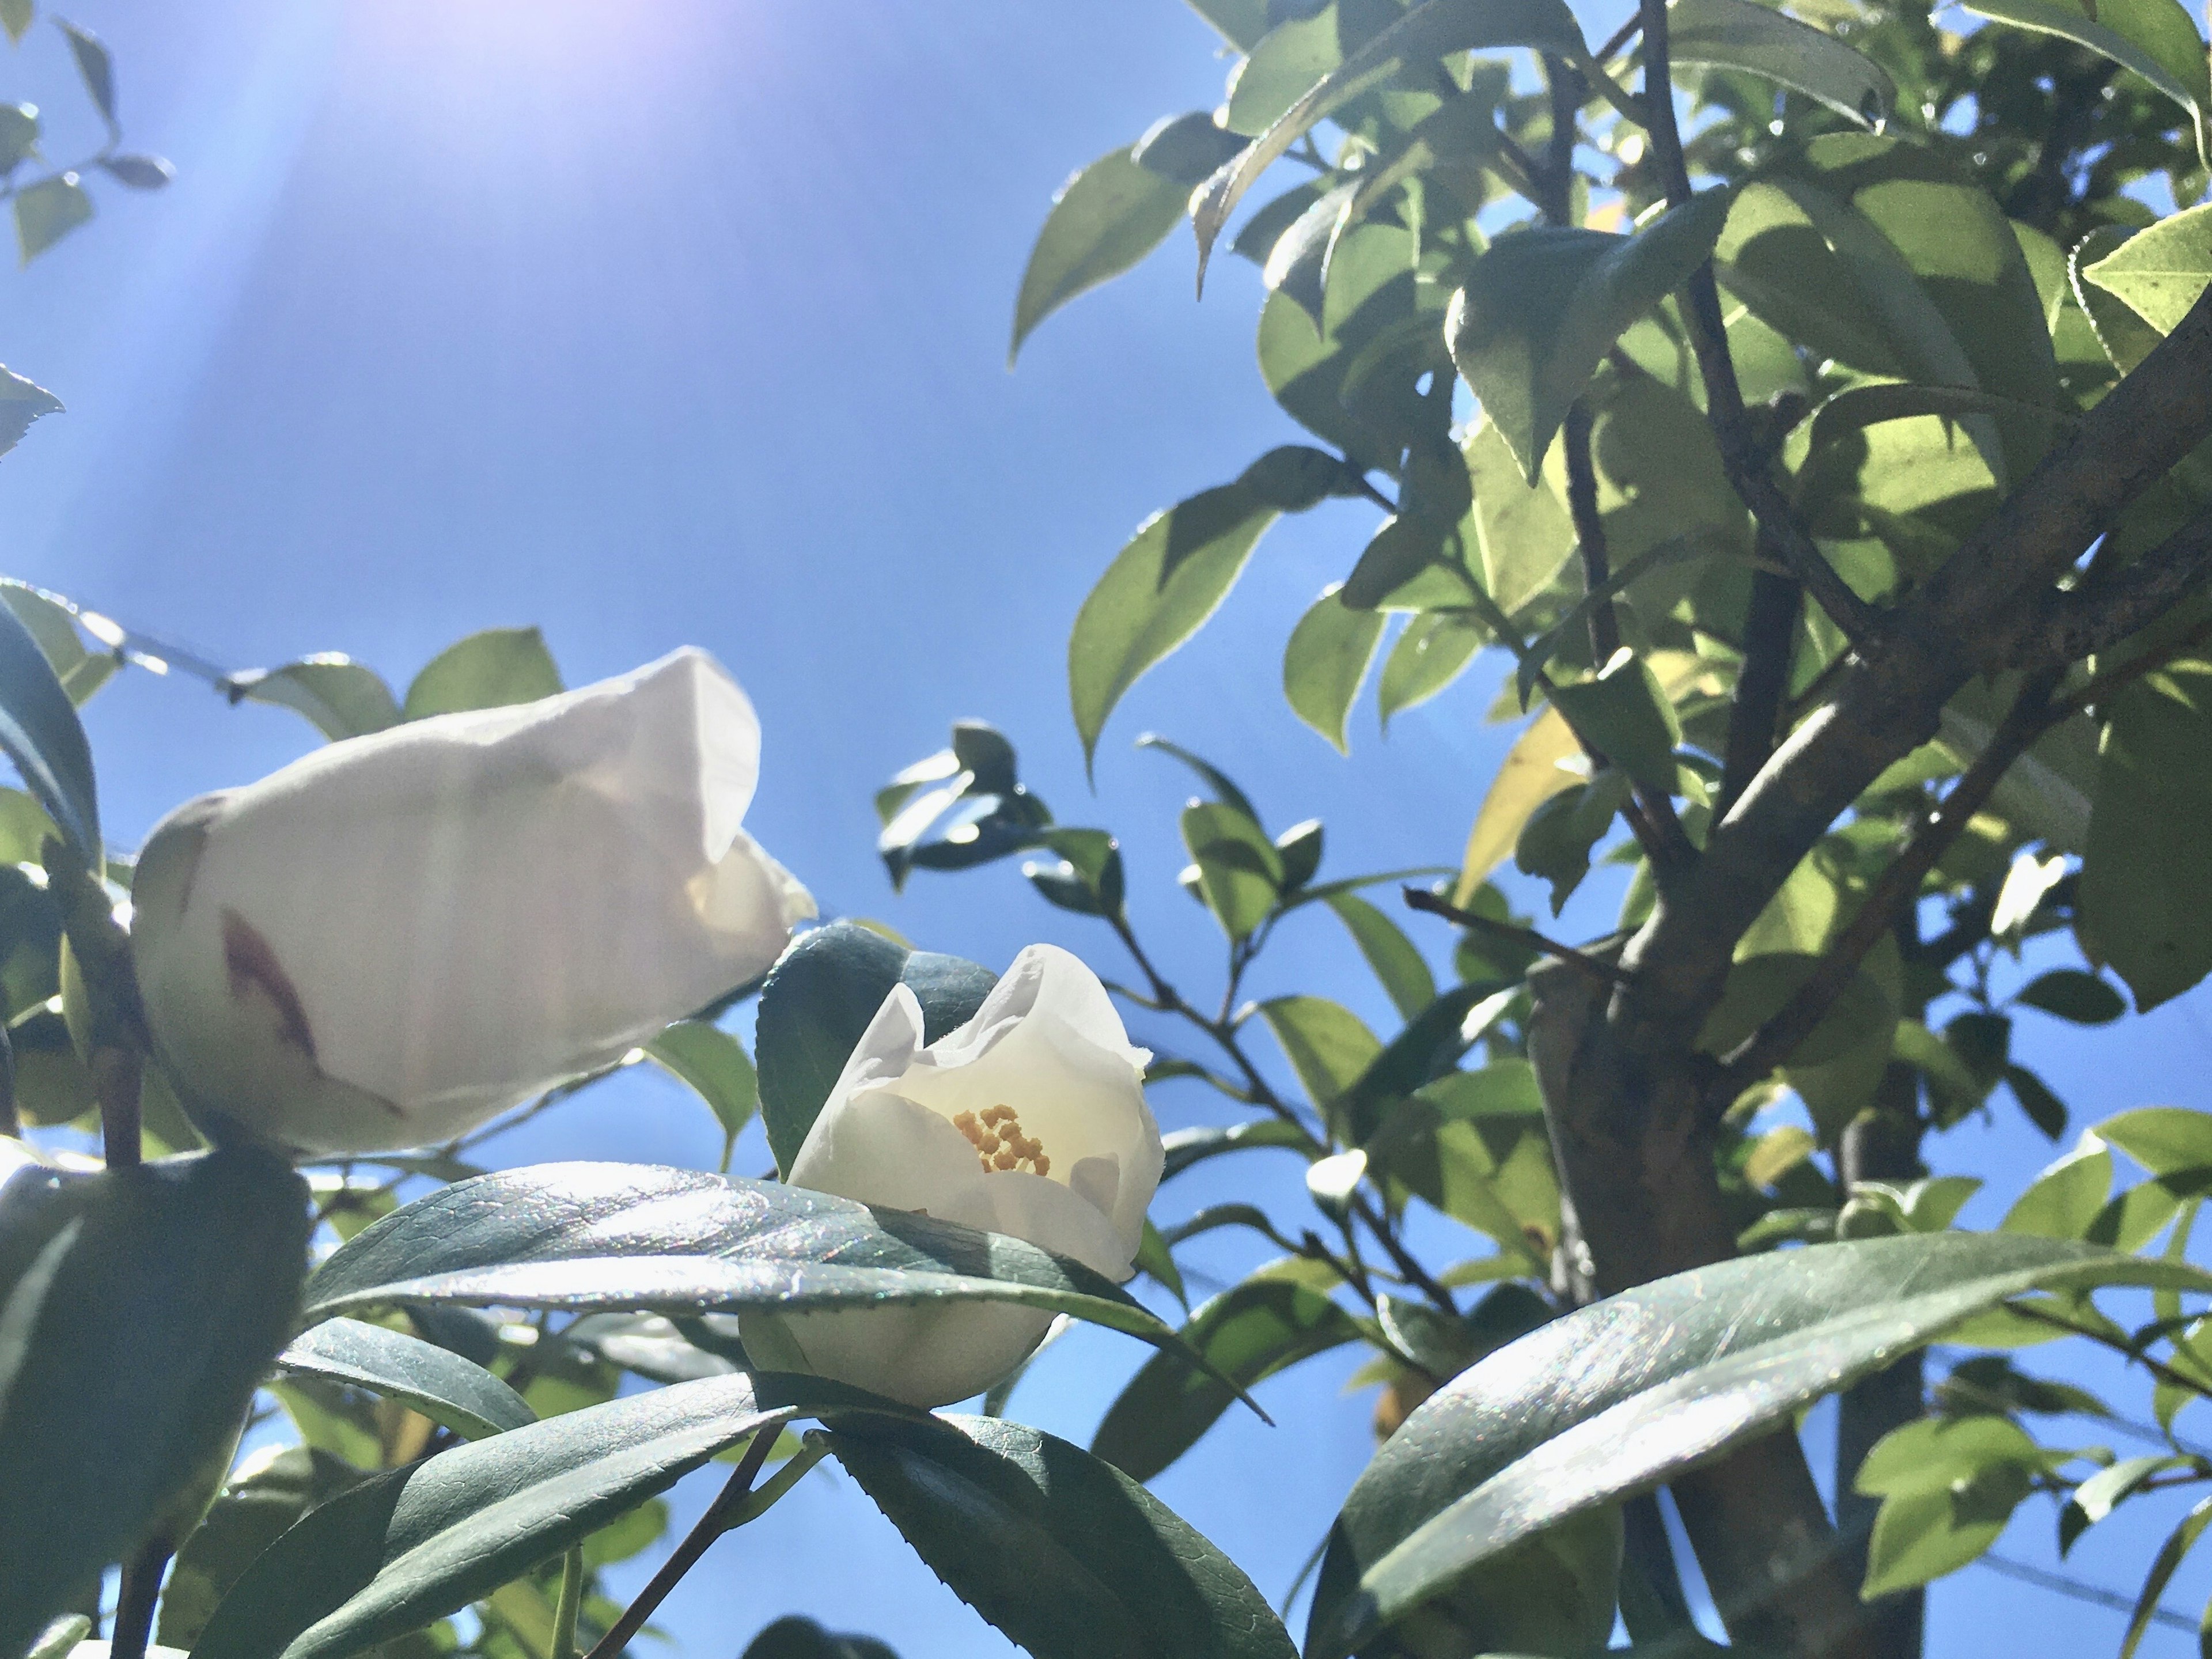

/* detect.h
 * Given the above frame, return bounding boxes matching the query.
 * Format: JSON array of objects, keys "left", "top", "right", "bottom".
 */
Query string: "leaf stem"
[
  {"left": 551, "top": 1547, "right": 585, "bottom": 1659},
  {"left": 109, "top": 1538, "right": 171, "bottom": 1659}
]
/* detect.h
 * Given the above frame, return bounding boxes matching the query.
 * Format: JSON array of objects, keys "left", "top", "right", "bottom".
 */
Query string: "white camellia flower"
[
  {"left": 743, "top": 942, "right": 1162, "bottom": 1408},
  {"left": 129, "top": 647, "right": 814, "bottom": 1156}
]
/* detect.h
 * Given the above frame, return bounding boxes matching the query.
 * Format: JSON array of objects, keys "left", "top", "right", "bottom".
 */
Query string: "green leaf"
[
  {"left": 1452, "top": 704, "right": 1581, "bottom": 900},
  {"left": 1668, "top": 0, "right": 1893, "bottom": 124},
  {"left": 159, "top": 1448, "right": 367, "bottom": 1652},
  {"left": 741, "top": 1618, "right": 899, "bottom": 1659},
  {"left": 1184, "top": 0, "right": 1269, "bottom": 50},
  {"left": 1283, "top": 585, "right": 1385, "bottom": 752},
  {"left": 97, "top": 153, "right": 173, "bottom": 190},
  {"left": 2083, "top": 201, "right": 2212, "bottom": 336},
  {"left": 224, "top": 657, "right": 402, "bottom": 743},
  {"left": 825, "top": 1411, "right": 1297, "bottom": 1659},
  {"left": 646, "top": 1020, "right": 759, "bottom": 1166},
  {"left": 13, "top": 173, "right": 90, "bottom": 263},
  {"left": 302, "top": 1162, "right": 1188, "bottom": 1360},
  {"left": 1967, "top": 0, "right": 2210, "bottom": 150},
  {"left": 1257, "top": 996, "right": 1382, "bottom": 1127},
  {"left": 753, "top": 921, "right": 997, "bottom": 1176},
  {"left": 192, "top": 1376, "right": 787, "bottom": 1659},
  {"left": 1161, "top": 1119, "right": 1317, "bottom": 1180},
  {"left": 1446, "top": 190, "right": 1734, "bottom": 481},
  {"left": 2071, "top": 225, "right": 2165, "bottom": 375},
  {"left": 1131, "top": 112, "right": 1247, "bottom": 188},
  {"left": 1224, "top": 7, "right": 1345, "bottom": 138},
  {"left": 1547, "top": 652, "right": 1685, "bottom": 797},
  {"left": 1193, "top": 0, "right": 1589, "bottom": 283},
  {"left": 2122, "top": 1494, "right": 2212, "bottom": 1659},
  {"left": 2080, "top": 661, "right": 2212, "bottom": 1010},
  {"left": 1800, "top": 381, "right": 2070, "bottom": 467},
  {"left": 1857, "top": 1415, "right": 2040, "bottom": 1594},
  {"left": 0, "top": 365, "right": 62, "bottom": 459},
  {"left": 1093, "top": 1279, "right": 1364, "bottom": 1483},
  {"left": 0, "top": 1148, "right": 310, "bottom": 1659},
  {"left": 2001, "top": 1139, "right": 2114, "bottom": 1240},
  {"left": 1181, "top": 800, "right": 1284, "bottom": 940},
  {"left": 277, "top": 1318, "right": 535, "bottom": 1441},
  {"left": 2061, "top": 1453, "right": 2184, "bottom": 1555},
  {"left": 55, "top": 20, "right": 112, "bottom": 124},
  {"left": 1137, "top": 733, "right": 1263, "bottom": 821},
  {"left": 1070, "top": 484, "right": 1279, "bottom": 768},
  {"left": 2096, "top": 1106, "right": 2212, "bottom": 1177},
  {"left": 0, "top": 580, "right": 97, "bottom": 861},
  {"left": 402, "top": 626, "right": 562, "bottom": 719},
  {"left": 1303, "top": 1232, "right": 2212, "bottom": 1659},
  {"left": 0, "top": 2, "right": 29, "bottom": 47},
  {"left": 2006, "top": 1065, "right": 2070, "bottom": 1141},
  {"left": 1378, "top": 612, "right": 1484, "bottom": 727},
  {"left": 1325, "top": 891, "right": 1436, "bottom": 1020},
  {"left": 1010, "top": 146, "right": 1188, "bottom": 363},
  {"left": 2014, "top": 968, "right": 2126, "bottom": 1025}
]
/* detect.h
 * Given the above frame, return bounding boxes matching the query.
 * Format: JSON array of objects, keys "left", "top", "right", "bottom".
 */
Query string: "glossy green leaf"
[
  {"left": 1132, "top": 113, "right": 1248, "bottom": 188},
  {"left": 1071, "top": 484, "right": 1279, "bottom": 768},
  {"left": 13, "top": 173, "right": 90, "bottom": 263},
  {"left": 2071, "top": 225, "right": 2165, "bottom": 375},
  {"left": 1378, "top": 612, "right": 1484, "bottom": 727},
  {"left": 2082, "top": 201, "right": 2212, "bottom": 336},
  {"left": 1011, "top": 146, "right": 1188, "bottom": 363},
  {"left": 0, "top": 1148, "right": 309, "bottom": 1659},
  {"left": 302, "top": 1162, "right": 1187, "bottom": 1359},
  {"left": 0, "top": 365, "right": 62, "bottom": 459},
  {"left": 1967, "top": 0, "right": 2210, "bottom": 147},
  {"left": 1447, "top": 190, "right": 1733, "bottom": 481},
  {"left": 1303, "top": 1233, "right": 2212, "bottom": 1659},
  {"left": 1194, "top": 0, "right": 1589, "bottom": 282},
  {"left": 646, "top": 1019, "right": 759, "bottom": 1166},
  {"left": 1181, "top": 800, "right": 1285, "bottom": 941},
  {"left": 192, "top": 1376, "right": 787, "bottom": 1659},
  {"left": 225, "top": 657, "right": 403, "bottom": 743},
  {"left": 1668, "top": 0, "right": 1894, "bottom": 124},
  {"left": 826, "top": 1411, "right": 1297, "bottom": 1659},
  {"left": 402, "top": 626, "right": 562, "bottom": 719},
  {"left": 1284, "top": 585, "right": 1385, "bottom": 752},
  {"left": 1800, "top": 381, "right": 2070, "bottom": 468},
  {"left": 1137, "top": 733, "right": 1264, "bottom": 821},
  {"left": 1224, "top": 7, "right": 1344, "bottom": 138},
  {"left": 277, "top": 1318, "right": 535, "bottom": 1441},
  {"left": 1094, "top": 1279, "right": 1364, "bottom": 1483},
  {"left": 2080, "top": 661, "right": 2212, "bottom": 1010},
  {"left": 1325, "top": 891, "right": 1436, "bottom": 1020},
  {"left": 0, "top": 584, "right": 97, "bottom": 861},
  {"left": 754, "top": 921, "right": 996, "bottom": 1175},
  {"left": 158, "top": 1448, "right": 367, "bottom": 1652}
]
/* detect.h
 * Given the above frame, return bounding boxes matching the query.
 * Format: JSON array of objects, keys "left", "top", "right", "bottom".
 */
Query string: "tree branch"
[
  {"left": 1717, "top": 559, "right": 1802, "bottom": 818},
  {"left": 1403, "top": 887, "right": 1630, "bottom": 984},
  {"left": 2018, "top": 505, "right": 2212, "bottom": 666}
]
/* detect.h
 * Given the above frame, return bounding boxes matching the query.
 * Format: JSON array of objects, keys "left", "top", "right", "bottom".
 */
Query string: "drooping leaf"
[
  {"left": 753, "top": 922, "right": 996, "bottom": 1175},
  {"left": 1070, "top": 484, "right": 1279, "bottom": 769},
  {"left": 2078, "top": 660, "right": 2212, "bottom": 1010},
  {"left": 1093, "top": 1279, "right": 1364, "bottom": 1483},
  {"left": 402, "top": 626, "right": 562, "bottom": 719},
  {"left": 1378, "top": 612, "right": 1485, "bottom": 727},
  {"left": 1011, "top": 146, "right": 1188, "bottom": 363},
  {"left": 1303, "top": 1232, "right": 2211, "bottom": 1658},
  {"left": 302, "top": 1162, "right": 1188, "bottom": 1359},
  {"left": 825, "top": 1411, "right": 1298, "bottom": 1659},
  {"left": 0, "top": 1149, "right": 310, "bottom": 1659},
  {"left": 1668, "top": 0, "right": 1894, "bottom": 124},
  {"left": 97, "top": 153, "right": 173, "bottom": 190},
  {"left": 0, "top": 365, "right": 62, "bottom": 459},
  {"left": 224, "top": 657, "right": 402, "bottom": 743},
  {"left": 1161, "top": 1119, "right": 1318, "bottom": 1180},
  {"left": 0, "top": 575, "right": 97, "bottom": 862},
  {"left": 276, "top": 1319, "right": 536, "bottom": 1441},
  {"left": 13, "top": 173, "right": 91, "bottom": 263},
  {"left": 1283, "top": 585, "right": 1385, "bottom": 752},
  {"left": 192, "top": 1377, "right": 787, "bottom": 1659}
]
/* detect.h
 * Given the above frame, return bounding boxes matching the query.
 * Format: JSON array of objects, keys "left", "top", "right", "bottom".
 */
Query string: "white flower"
[
  {"left": 129, "top": 648, "right": 814, "bottom": 1155},
  {"left": 744, "top": 942, "right": 1161, "bottom": 1407}
]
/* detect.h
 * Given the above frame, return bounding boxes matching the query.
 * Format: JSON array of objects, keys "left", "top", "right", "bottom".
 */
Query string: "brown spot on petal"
[{"left": 221, "top": 908, "right": 318, "bottom": 1060}]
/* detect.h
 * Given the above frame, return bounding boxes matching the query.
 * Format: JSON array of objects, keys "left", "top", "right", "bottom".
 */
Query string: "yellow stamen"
[{"left": 954, "top": 1103, "right": 1051, "bottom": 1176}]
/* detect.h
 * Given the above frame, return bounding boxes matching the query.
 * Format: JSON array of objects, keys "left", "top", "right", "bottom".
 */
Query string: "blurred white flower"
[
  {"left": 130, "top": 647, "right": 813, "bottom": 1155},
  {"left": 745, "top": 942, "right": 1161, "bottom": 1407}
]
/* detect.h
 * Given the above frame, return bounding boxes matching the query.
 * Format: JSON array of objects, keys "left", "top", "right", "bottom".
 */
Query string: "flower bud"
[
  {"left": 130, "top": 648, "right": 813, "bottom": 1154},
  {"left": 744, "top": 943, "right": 1161, "bottom": 1407}
]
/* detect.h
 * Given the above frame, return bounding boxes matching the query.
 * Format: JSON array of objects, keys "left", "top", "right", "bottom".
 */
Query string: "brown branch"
[
  {"left": 2055, "top": 612, "right": 2212, "bottom": 718},
  {"left": 1403, "top": 887, "right": 1630, "bottom": 984},
  {"left": 1717, "top": 559, "right": 1803, "bottom": 818},
  {"left": 2019, "top": 506, "right": 2212, "bottom": 667},
  {"left": 1724, "top": 668, "right": 2064, "bottom": 1089}
]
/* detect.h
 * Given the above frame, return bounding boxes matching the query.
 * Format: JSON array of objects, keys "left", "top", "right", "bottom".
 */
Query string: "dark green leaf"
[
  {"left": 96, "top": 153, "right": 172, "bottom": 190},
  {"left": 753, "top": 922, "right": 996, "bottom": 1176},
  {"left": 0, "top": 578, "right": 96, "bottom": 863},
  {"left": 1137, "top": 733, "right": 1262, "bottom": 821},
  {"left": 1669, "top": 0, "right": 1894, "bottom": 124},
  {"left": 402, "top": 627, "right": 562, "bottom": 720},
  {"left": 192, "top": 1376, "right": 787, "bottom": 1659},
  {"left": 0, "top": 1148, "right": 309, "bottom": 1659},
  {"left": 159, "top": 1448, "right": 366, "bottom": 1653},
  {"left": 1284, "top": 586, "right": 1385, "bottom": 752},
  {"left": 302, "top": 1162, "right": 1184, "bottom": 1358},
  {"left": 1258, "top": 996, "right": 1382, "bottom": 1127},
  {"left": 2080, "top": 660, "right": 2212, "bottom": 1010},
  {"left": 1548, "top": 653, "right": 1684, "bottom": 797},
  {"left": 1010, "top": 146, "right": 1187, "bottom": 364},
  {"left": 2120, "top": 1493, "right": 2212, "bottom": 1659},
  {"left": 0, "top": 365, "right": 62, "bottom": 459},
  {"left": 1446, "top": 190, "right": 1734, "bottom": 481},
  {"left": 277, "top": 1318, "right": 535, "bottom": 1441},
  {"left": 1094, "top": 1279, "right": 1363, "bottom": 1482},
  {"left": 55, "top": 20, "right": 112, "bottom": 124},
  {"left": 2005, "top": 1064, "right": 2069, "bottom": 1141},
  {"left": 2014, "top": 968, "right": 2126, "bottom": 1025},
  {"left": 1967, "top": 0, "right": 2210, "bottom": 141},
  {"left": 224, "top": 657, "right": 402, "bottom": 743},
  {"left": 13, "top": 173, "right": 90, "bottom": 263},
  {"left": 1304, "top": 1233, "right": 2212, "bottom": 1659},
  {"left": 1071, "top": 486, "right": 1279, "bottom": 768},
  {"left": 741, "top": 1616, "right": 899, "bottom": 1659},
  {"left": 1160, "top": 1119, "right": 1317, "bottom": 1180},
  {"left": 1131, "top": 112, "right": 1248, "bottom": 187},
  {"left": 826, "top": 1412, "right": 1297, "bottom": 1659},
  {"left": 1181, "top": 800, "right": 1284, "bottom": 940}
]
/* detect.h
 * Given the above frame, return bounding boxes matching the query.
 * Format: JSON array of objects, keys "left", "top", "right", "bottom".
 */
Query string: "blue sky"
[{"left": 9, "top": 3, "right": 2212, "bottom": 1654}]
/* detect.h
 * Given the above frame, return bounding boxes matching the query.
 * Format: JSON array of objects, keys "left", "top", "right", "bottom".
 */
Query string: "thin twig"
[
  {"left": 109, "top": 1538, "right": 171, "bottom": 1659},
  {"left": 1595, "top": 12, "right": 1646, "bottom": 63},
  {"left": 1975, "top": 1552, "right": 2199, "bottom": 1634},
  {"left": 1403, "top": 887, "right": 1631, "bottom": 985},
  {"left": 581, "top": 1426, "right": 783, "bottom": 1659}
]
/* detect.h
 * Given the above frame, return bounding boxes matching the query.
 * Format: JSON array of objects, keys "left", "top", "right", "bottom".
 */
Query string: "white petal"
[
  {"left": 748, "top": 1301, "right": 1055, "bottom": 1409},
  {"left": 787, "top": 1086, "right": 995, "bottom": 1230}
]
